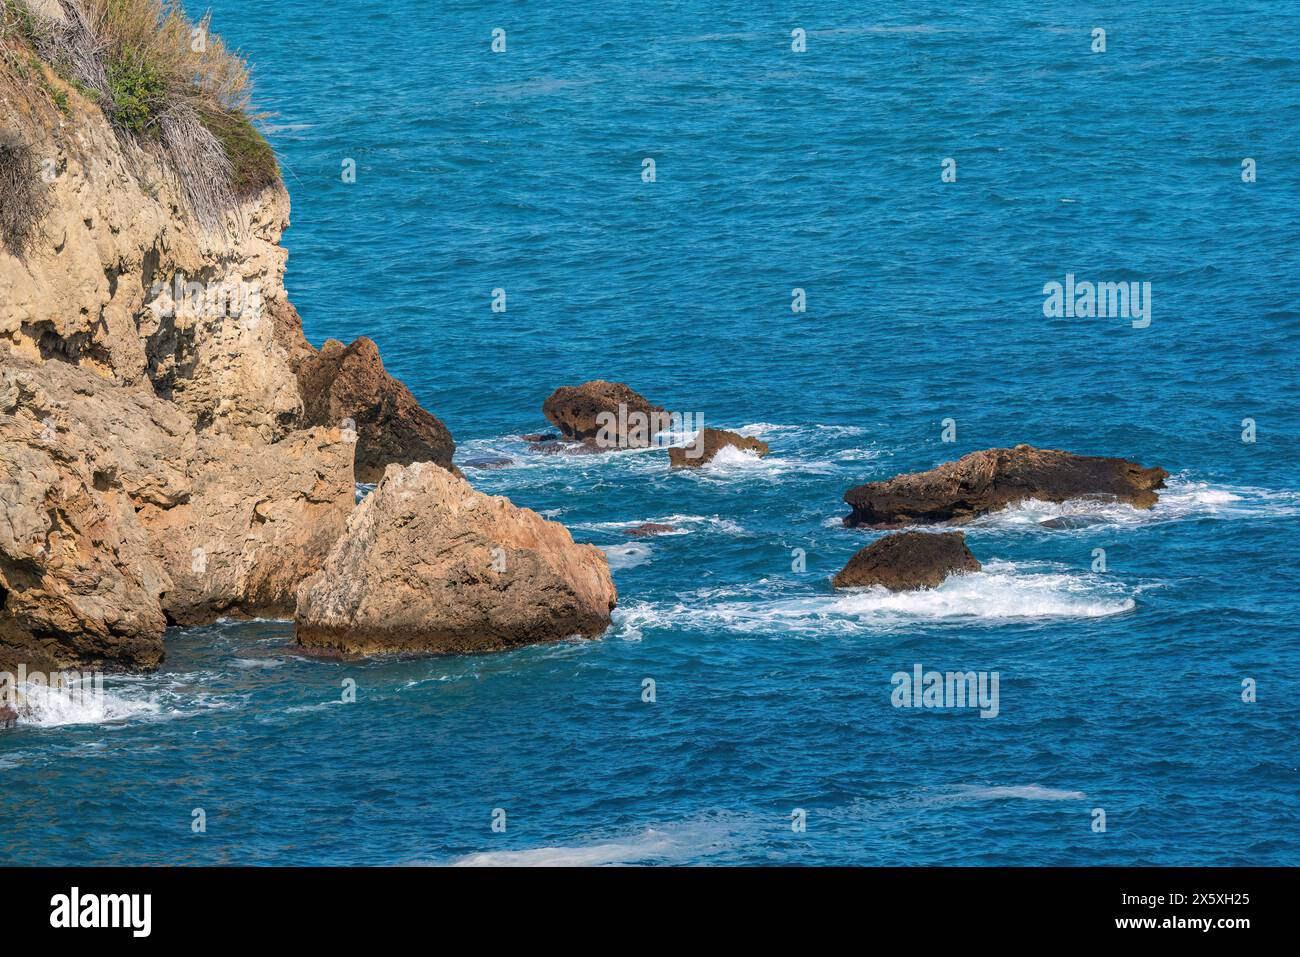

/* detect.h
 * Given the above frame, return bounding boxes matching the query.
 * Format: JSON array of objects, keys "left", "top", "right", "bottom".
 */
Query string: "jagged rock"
[
  {"left": 625, "top": 523, "right": 678, "bottom": 537},
  {"left": 832, "top": 531, "right": 982, "bottom": 590},
  {"left": 296, "top": 337, "right": 455, "bottom": 482},
  {"left": 295, "top": 462, "right": 617, "bottom": 656},
  {"left": 0, "top": 354, "right": 353, "bottom": 670},
  {"left": 520, "top": 433, "right": 557, "bottom": 443},
  {"left": 0, "top": 705, "right": 17, "bottom": 729},
  {"left": 542, "top": 380, "right": 671, "bottom": 449},
  {"left": 844, "top": 445, "right": 1168, "bottom": 527},
  {"left": 1039, "top": 515, "right": 1107, "bottom": 530},
  {"left": 668, "top": 428, "right": 769, "bottom": 468}
]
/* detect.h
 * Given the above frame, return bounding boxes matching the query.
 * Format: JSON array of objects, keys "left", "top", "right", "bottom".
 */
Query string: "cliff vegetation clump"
[{"left": 1, "top": 0, "right": 279, "bottom": 229}]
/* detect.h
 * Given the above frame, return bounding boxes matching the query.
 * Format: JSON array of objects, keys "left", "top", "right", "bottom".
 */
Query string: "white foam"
[
  {"left": 9, "top": 681, "right": 162, "bottom": 728},
  {"left": 601, "top": 542, "right": 654, "bottom": 570},
  {"left": 613, "top": 561, "right": 1133, "bottom": 638},
  {"left": 939, "top": 784, "right": 1088, "bottom": 802},
  {"left": 451, "top": 830, "right": 680, "bottom": 867},
  {"left": 972, "top": 476, "right": 1299, "bottom": 531},
  {"left": 231, "top": 657, "right": 283, "bottom": 669},
  {"left": 446, "top": 818, "right": 739, "bottom": 867}
]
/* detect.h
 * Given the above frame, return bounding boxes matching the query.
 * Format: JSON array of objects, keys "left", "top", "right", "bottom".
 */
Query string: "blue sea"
[{"left": 3, "top": 1, "right": 1299, "bottom": 866}]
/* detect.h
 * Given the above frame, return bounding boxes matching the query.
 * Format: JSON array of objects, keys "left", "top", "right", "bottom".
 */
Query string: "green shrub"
[
  {"left": 106, "top": 46, "right": 166, "bottom": 134},
  {"left": 200, "top": 107, "right": 278, "bottom": 197}
]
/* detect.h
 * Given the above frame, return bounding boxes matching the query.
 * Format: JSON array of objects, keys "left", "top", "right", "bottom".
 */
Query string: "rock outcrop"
[
  {"left": 0, "top": 353, "right": 355, "bottom": 672},
  {"left": 295, "top": 462, "right": 617, "bottom": 657},
  {"left": 668, "top": 428, "right": 769, "bottom": 468},
  {"left": 295, "top": 336, "right": 455, "bottom": 482},
  {"left": 542, "top": 380, "right": 671, "bottom": 449},
  {"left": 832, "top": 531, "right": 982, "bottom": 590},
  {"left": 843, "top": 445, "right": 1168, "bottom": 527},
  {"left": 0, "top": 47, "right": 444, "bottom": 672}
]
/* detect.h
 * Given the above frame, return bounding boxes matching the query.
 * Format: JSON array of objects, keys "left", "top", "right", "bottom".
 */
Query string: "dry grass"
[
  {"left": 7, "top": 0, "right": 277, "bottom": 230},
  {"left": 0, "top": 129, "right": 52, "bottom": 257}
]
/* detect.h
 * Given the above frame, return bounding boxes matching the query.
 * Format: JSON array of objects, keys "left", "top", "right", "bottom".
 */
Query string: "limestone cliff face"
[
  {"left": 0, "top": 51, "right": 307, "bottom": 443},
  {"left": 0, "top": 48, "right": 353, "bottom": 672}
]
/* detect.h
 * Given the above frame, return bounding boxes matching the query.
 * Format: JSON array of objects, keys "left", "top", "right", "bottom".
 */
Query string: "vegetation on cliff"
[
  {"left": 0, "top": 129, "right": 51, "bottom": 255},
  {"left": 1, "top": 0, "right": 279, "bottom": 229}
]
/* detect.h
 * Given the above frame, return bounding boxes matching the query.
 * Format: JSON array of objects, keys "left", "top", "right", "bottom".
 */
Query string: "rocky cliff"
[{"left": 0, "top": 21, "right": 472, "bottom": 673}]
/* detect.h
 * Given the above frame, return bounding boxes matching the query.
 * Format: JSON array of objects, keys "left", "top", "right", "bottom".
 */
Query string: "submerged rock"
[
  {"left": 296, "top": 336, "right": 455, "bottom": 483},
  {"left": 295, "top": 462, "right": 617, "bottom": 656},
  {"left": 625, "top": 523, "right": 678, "bottom": 537},
  {"left": 831, "top": 531, "right": 982, "bottom": 591},
  {"left": 463, "top": 456, "right": 514, "bottom": 470},
  {"left": 519, "top": 433, "right": 557, "bottom": 443},
  {"left": 843, "top": 445, "right": 1167, "bottom": 527},
  {"left": 1039, "top": 515, "right": 1108, "bottom": 530},
  {"left": 542, "top": 380, "right": 671, "bottom": 449},
  {"left": 668, "top": 428, "right": 769, "bottom": 468}
]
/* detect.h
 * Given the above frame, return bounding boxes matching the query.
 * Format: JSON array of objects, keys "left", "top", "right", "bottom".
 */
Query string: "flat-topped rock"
[{"left": 844, "top": 445, "right": 1167, "bottom": 527}]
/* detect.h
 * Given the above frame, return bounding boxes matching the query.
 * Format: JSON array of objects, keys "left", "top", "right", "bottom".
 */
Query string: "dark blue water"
[{"left": 3, "top": 1, "right": 1299, "bottom": 865}]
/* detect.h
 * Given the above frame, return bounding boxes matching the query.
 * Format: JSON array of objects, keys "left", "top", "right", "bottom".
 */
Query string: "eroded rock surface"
[
  {"left": 844, "top": 445, "right": 1167, "bottom": 527},
  {"left": 542, "top": 380, "right": 671, "bottom": 448},
  {"left": 295, "top": 462, "right": 617, "bottom": 657}
]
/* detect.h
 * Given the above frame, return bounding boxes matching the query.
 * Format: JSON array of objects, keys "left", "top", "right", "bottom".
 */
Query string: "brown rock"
[
  {"left": 668, "top": 428, "right": 769, "bottom": 468},
  {"left": 296, "top": 337, "right": 455, "bottom": 483},
  {"left": 832, "top": 531, "right": 982, "bottom": 590},
  {"left": 520, "top": 433, "right": 557, "bottom": 443},
  {"left": 137, "top": 428, "right": 354, "bottom": 624},
  {"left": 0, "top": 358, "right": 175, "bottom": 673},
  {"left": 0, "top": 705, "right": 17, "bottom": 729},
  {"left": 844, "top": 445, "right": 1168, "bottom": 527},
  {"left": 625, "top": 523, "right": 678, "bottom": 537},
  {"left": 295, "top": 462, "right": 617, "bottom": 657},
  {"left": 542, "top": 380, "right": 671, "bottom": 448}
]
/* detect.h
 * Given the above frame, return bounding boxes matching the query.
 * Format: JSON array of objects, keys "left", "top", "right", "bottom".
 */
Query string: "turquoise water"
[{"left": 3, "top": 1, "right": 1299, "bottom": 865}]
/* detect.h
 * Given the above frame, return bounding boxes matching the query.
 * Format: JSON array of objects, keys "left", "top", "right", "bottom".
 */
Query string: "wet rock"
[
  {"left": 1039, "top": 515, "right": 1108, "bottom": 530},
  {"left": 832, "top": 531, "right": 982, "bottom": 590},
  {"left": 844, "top": 445, "right": 1167, "bottom": 527},
  {"left": 542, "top": 380, "right": 671, "bottom": 449},
  {"left": 296, "top": 336, "right": 455, "bottom": 483},
  {"left": 463, "top": 456, "right": 514, "bottom": 470},
  {"left": 295, "top": 462, "right": 617, "bottom": 657},
  {"left": 668, "top": 428, "right": 769, "bottom": 468},
  {"left": 0, "top": 705, "right": 17, "bottom": 729},
  {"left": 519, "top": 433, "right": 557, "bottom": 443},
  {"left": 625, "top": 523, "right": 678, "bottom": 537}
]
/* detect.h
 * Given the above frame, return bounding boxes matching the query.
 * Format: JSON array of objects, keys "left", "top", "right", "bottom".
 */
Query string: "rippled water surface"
[{"left": 3, "top": 1, "right": 1298, "bottom": 865}]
